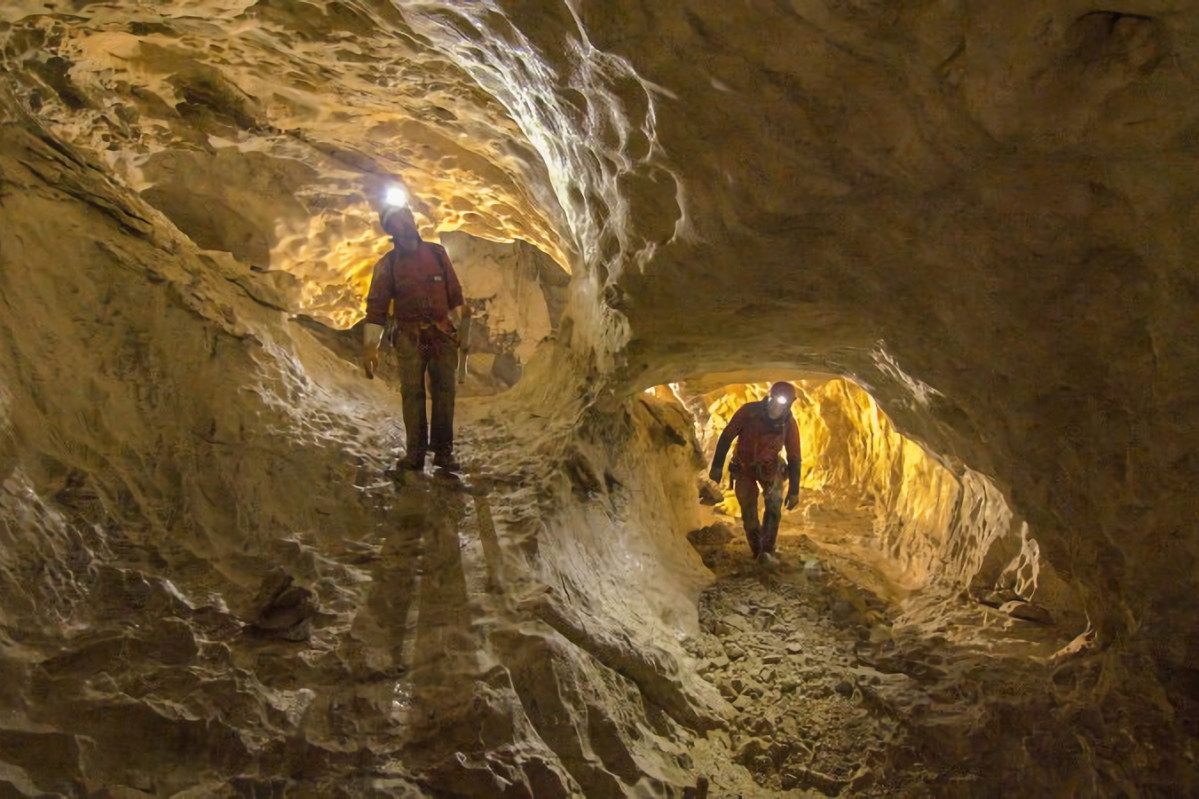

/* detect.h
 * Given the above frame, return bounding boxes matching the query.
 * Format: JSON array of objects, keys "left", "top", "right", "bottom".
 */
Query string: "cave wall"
[
  {"left": 470, "top": 2, "right": 1199, "bottom": 669},
  {"left": 0, "top": 0, "right": 572, "bottom": 329},
  {"left": 0, "top": 101, "right": 415, "bottom": 791},
  {"left": 1, "top": 0, "right": 1198, "bottom": 791},
  {"left": 0, "top": 89, "right": 712, "bottom": 796},
  {"left": 441, "top": 230, "right": 569, "bottom": 364}
]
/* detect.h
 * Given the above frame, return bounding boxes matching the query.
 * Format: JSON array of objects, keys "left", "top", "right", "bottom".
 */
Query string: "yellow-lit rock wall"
[
  {"left": 0, "top": 1, "right": 573, "bottom": 329},
  {"left": 695, "top": 379, "right": 1037, "bottom": 598}
]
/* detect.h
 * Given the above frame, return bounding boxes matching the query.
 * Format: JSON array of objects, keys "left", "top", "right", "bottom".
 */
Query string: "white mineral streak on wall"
[
  {"left": 871, "top": 341, "right": 942, "bottom": 409},
  {"left": 401, "top": 0, "right": 681, "bottom": 365},
  {"left": 0, "top": 470, "right": 92, "bottom": 631}
]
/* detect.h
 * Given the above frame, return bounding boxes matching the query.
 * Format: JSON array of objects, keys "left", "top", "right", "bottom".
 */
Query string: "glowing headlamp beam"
[{"left": 385, "top": 185, "right": 409, "bottom": 208}]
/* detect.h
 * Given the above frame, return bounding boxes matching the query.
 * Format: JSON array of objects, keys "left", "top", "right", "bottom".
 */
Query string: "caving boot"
[
  {"left": 396, "top": 451, "right": 426, "bottom": 471},
  {"left": 432, "top": 451, "right": 460, "bottom": 472}
]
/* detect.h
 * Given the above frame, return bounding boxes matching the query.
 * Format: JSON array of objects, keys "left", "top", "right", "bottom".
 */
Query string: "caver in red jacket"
[
  {"left": 712, "top": 399, "right": 801, "bottom": 486},
  {"left": 365, "top": 241, "right": 464, "bottom": 332},
  {"left": 709, "top": 383, "right": 803, "bottom": 559},
  {"left": 362, "top": 211, "right": 465, "bottom": 470}
]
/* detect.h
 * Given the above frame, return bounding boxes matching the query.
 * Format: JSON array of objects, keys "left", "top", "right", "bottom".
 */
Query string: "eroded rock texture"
[{"left": 1, "top": 0, "right": 1198, "bottom": 796}]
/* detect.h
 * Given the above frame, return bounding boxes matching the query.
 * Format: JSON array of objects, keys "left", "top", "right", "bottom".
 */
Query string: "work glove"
[
  {"left": 708, "top": 465, "right": 722, "bottom": 483},
  {"left": 363, "top": 323, "right": 384, "bottom": 379},
  {"left": 784, "top": 492, "right": 799, "bottom": 511},
  {"left": 363, "top": 345, "right": 379, "bottom": 379}
]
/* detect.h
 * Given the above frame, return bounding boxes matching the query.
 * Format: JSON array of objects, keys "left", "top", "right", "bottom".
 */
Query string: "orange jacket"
[{"left": 365, "top": 240, "right": 463, "bottom": 327}]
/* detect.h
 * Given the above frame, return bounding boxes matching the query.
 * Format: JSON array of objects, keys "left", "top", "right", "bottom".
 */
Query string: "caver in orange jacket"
[
  {"left": 365, "top": 240, "right": 464, "bottom": 331},
  {"left": 712, "top": 399, "right": 801, "bottom": 490}
]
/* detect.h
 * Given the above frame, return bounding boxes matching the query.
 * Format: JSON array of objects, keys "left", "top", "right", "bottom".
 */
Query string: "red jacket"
[
  {"left": 365, "top": 241, "right": 463, "bottom": 327},
  {"left": 713, "top": 400, "right": 801, "bottom": 487}
]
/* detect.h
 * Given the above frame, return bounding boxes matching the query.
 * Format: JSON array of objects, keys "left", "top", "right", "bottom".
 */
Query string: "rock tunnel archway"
[
  {"left": 662, "top": 376, "right": 1070, "bottom": 616},
  {"left": 0, "top": 0, "right": 1197, "bottom": 795}
]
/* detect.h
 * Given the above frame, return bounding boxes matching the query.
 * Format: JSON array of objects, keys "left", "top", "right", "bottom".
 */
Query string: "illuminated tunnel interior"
[{"left": 0, "top": 1, "right": 1196, "bottom": 796}]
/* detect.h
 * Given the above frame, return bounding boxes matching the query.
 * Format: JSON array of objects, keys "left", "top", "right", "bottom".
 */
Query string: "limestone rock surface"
[{"left": 0, "top": 0, "right": 1198, "bottom": 795}]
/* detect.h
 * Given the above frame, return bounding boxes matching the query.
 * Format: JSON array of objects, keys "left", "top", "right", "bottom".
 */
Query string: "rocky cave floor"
[
  {"left": 5, "top": 400, "right": 1143, "bottom": 798},
  {"left": 684, "top": 507, "right": 1074, "bottom": 798}
]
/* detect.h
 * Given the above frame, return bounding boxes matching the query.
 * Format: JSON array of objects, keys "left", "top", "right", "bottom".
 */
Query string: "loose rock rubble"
[
  {"left": 677, "top": 511, "right": 1127, "bottom": 798},
  {"left": 685, "top": 526, "right": 899, "bottom": 795}
]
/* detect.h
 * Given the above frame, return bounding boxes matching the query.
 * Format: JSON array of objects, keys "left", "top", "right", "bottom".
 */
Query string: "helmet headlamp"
[{"left": 384, "top": 185, "right": 409, "bottom": 208}]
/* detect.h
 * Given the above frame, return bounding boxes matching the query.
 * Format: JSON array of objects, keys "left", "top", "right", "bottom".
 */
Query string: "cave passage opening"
[{"left": 644, "top": 373, "right": 1080, "bottom": 660}]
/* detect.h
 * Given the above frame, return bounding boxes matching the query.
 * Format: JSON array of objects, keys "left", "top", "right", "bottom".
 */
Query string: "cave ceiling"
[{"left": 3, "top": 2, "right": 1194, "bottom": 370}]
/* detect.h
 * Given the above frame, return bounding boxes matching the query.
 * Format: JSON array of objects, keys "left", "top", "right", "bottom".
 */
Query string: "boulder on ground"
[{"left": 687, "top": 523, "right": 735, "bottom": 546}]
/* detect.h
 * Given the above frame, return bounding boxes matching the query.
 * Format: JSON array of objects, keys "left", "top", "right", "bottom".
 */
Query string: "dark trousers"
[
  {"left": 396, "top": 329, "right": 457, "bottom": 456},
  {"left": 733, "top": 463, "right": 784, "bottom": 556}
]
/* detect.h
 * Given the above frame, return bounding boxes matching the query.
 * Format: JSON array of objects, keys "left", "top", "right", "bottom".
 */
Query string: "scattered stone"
[
  {"left": 734, "top": 737, "right": 769, "bottom": 765},
  {"left": 91, "top": 789, "right": 154, "bottom": 799},
  {"left": 711, "top": 654, "right": 730, "bottom": 669},
  {"left": 834, "top": 679, "right": 855, "bottom": 698},
  {"left": 762, "top": 653, "right": 783, "bottom": 664},
  {"left": 724, "top": 642, "right": 746, "bottom": 660},
  {"left": 244, "top": 568, "right": 317, "bottom": 641},
  {"left": 977, "top": 587, "right": 1021, "bottom": 608},
  {"left": 831, "top": 599, "right": 857, "bottom": 622},
  {"left": 786, "top": 642, "right": 804, "bottom": 655},
  {"left": 780, "top": 765, "right": 847, "bottom": 794},
  {"left": 850, "top": 765, "right": 877, "bottom": 792},
  {"left": 687, "top": 522, "right": 734, "bottom": 545},
  {"left": 697, "top": 482, "right": 724, "bottom": 506},
  {"left": 767, "top": 739, "right": 793, "bottom": 764},
  {"left": 733, "top": 694, "right": 755, "bottom": 711},
  {"left": 780, "top": 678, "right": 799, "bottom": 693},
  {"left": 748, "top": 717, "right": 774, "bottom": 738},
  {"left": 721, "top": 613, "right": 750, "bottom": 632}
]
